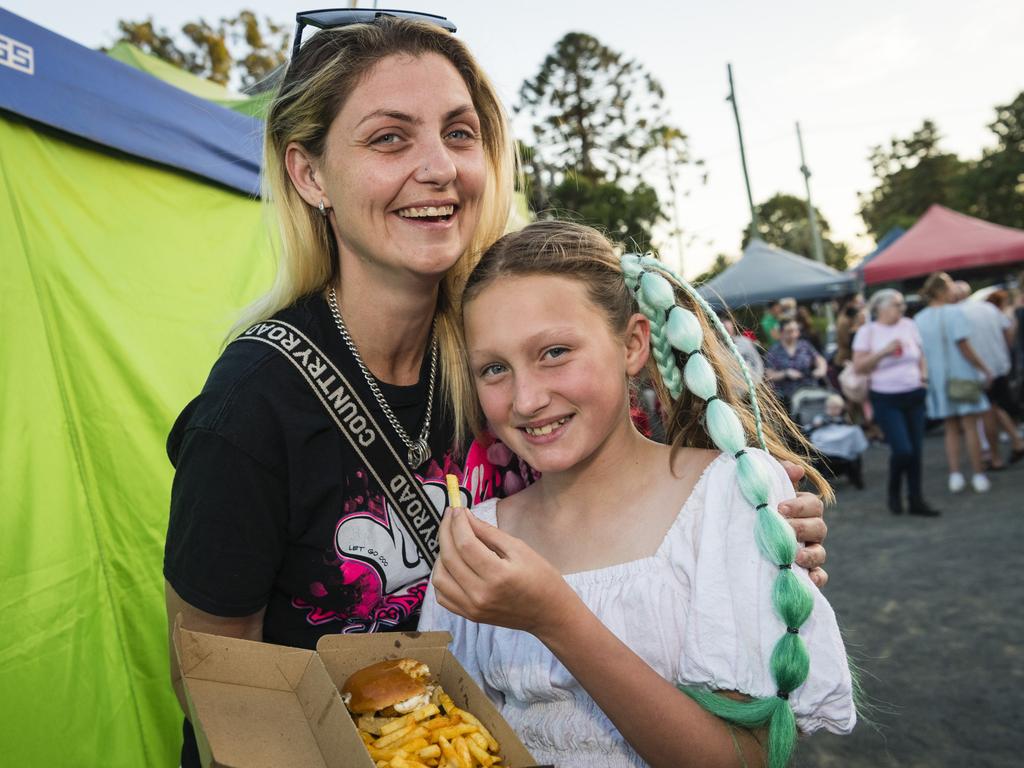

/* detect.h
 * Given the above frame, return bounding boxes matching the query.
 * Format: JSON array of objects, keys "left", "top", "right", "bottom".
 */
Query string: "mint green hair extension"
[
  {"left": 621, "top": 254, "right": 814, "bottom": 768},
  {"left": 626, "top": 254, "right": 768, "bottom": 450}
]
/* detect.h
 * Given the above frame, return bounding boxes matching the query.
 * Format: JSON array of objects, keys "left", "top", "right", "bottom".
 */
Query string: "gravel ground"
[{"left": 793, "top": 432, "right": 1024, "bottom": 768}]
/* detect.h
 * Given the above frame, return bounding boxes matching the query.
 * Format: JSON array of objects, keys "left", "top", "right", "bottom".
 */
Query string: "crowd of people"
[{"left": 723, "top": 270, "right": 1024, "bottom": 518}]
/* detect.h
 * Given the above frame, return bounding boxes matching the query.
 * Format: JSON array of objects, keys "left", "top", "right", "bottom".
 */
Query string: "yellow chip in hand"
[{"left": 445, "top": 474, "right": 462, "bottom": 508}]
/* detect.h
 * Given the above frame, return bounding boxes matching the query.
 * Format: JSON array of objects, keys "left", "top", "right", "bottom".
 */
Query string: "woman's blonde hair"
[
  {"left": 235, "top": 18, "right": 516, "bottom": 443},
  {"left": 459, "top": 220, "right": 831, "bottom": 498},
  {"left": 921, "top": 271, "right": 953, "bottom": 302}
]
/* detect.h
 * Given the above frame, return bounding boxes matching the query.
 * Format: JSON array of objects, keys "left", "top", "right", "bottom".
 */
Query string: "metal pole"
[
  {"left": 726, "top": 63, "right": 759, "bottom": 241},
  {"left": 663, "top": 134, "right": 685, "bottom": 274},
  {"left": 796, "top": 122, "right": 836, "bottom": 344},
  {"left": 796, "top": 122, "right": 826, "bottom": 265}
]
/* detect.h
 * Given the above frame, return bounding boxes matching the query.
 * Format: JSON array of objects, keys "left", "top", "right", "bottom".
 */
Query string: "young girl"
[{"left": 418, "top": 221, "right": 855, "bottom": 767}]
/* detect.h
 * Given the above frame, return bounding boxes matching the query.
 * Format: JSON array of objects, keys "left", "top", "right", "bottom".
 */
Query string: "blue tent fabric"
[
  {"left": 0, "top": 8, "right": 262, "bottom": 195},
  {"left": 699, "top": 239, "right": 857, "bottom": 308}
]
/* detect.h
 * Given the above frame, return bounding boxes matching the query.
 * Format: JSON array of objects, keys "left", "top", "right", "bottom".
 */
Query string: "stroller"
[
  {"left": 790, "top": 386, "right": 832, "bottom": 431},
  {"left": 790, "top": 385, "right": 868, "bottom": 489}
]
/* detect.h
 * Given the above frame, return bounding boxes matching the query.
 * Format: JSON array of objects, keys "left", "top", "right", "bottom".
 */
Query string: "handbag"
[
  {"left": 838, "top": 323, "right": 871, "bottom": 403},
  {"left": 947, "top": 377, "right": 983, "bottom": 403},
  {"left": 838, "top": 361, "right": 869, "bottom": 403},
  {"left": 939, "top": 309, "right": 983, "bottom": 404}
]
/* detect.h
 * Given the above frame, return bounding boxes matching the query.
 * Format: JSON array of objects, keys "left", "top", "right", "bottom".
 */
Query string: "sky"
[{"left": 7, "top": 0, "right": 1024, "bottom": 278}]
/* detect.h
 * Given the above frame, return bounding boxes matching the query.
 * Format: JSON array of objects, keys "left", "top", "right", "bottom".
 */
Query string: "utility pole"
[
  {"left": 796, "top": 121, "right": 836, "bottom": 343},
  {"left": 726, "top": 63, "right": 758, "bottom": 242},
  {"left": 662, "top": 132, "right": 686, "bottom": 275},
  {"left": 796, "top": 121, "right": 826, "bottom": 265}
]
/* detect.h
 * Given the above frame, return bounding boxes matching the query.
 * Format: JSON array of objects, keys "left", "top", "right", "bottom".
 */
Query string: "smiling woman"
[
  {"left": 162, "top": 14, "right": 518, "bottom": 766},
  {"left": 286, "top": 53, "right": 487, "bottom": 284}
]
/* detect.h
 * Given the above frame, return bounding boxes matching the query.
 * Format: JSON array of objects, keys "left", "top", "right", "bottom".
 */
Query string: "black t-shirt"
[
  {"left": 164, "top": 295, "right": 524, "bottom": 646},
  {"left": 165, "top": 295, "right": 534, "bottom": 765}
]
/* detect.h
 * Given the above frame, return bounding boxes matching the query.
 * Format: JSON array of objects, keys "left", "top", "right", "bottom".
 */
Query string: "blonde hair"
[
  {"left": 921, "top": 272, "right": 953, "bottom": 302},
  {"left": 460, "top": 221, "right": 831, "bottom": 498},
  {"left": 235, "top": 18, "right": 516, "bottom": 443}
]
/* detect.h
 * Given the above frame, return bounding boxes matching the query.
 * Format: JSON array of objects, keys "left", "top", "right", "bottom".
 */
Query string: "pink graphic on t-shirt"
[{"left": 291, "top": 438, "right": 535, "bottom": 631}]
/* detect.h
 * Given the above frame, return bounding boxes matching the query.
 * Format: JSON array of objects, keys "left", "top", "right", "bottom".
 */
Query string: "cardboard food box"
[{"left": 174, "top": 620, "right": 546, "bottom": 768}]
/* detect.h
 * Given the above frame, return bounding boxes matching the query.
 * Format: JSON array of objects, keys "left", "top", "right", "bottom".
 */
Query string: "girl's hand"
[{"left": 431, "top": 507, "right": 578, "bottom": 636}]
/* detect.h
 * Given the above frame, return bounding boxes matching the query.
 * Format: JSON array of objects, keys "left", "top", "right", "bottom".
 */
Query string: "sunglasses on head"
[{"left": 292, "top": 8, "right": 458, "bottom": 60}]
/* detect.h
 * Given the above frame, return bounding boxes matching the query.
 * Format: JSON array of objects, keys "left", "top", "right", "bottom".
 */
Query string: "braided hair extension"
[{"left": 624, "top": 253, "right": 813, "bottom": 768}]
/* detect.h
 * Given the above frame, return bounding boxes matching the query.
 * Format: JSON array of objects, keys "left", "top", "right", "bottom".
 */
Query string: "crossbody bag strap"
[
  {"left": 938, "top": 307, "right": 952, "bottom": 382},
  {"left": 236, "top": 319, "right": 442, "bottom": 566}
]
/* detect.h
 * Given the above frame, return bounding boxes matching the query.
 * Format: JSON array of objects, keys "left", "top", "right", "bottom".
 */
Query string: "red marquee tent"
[{"left": 863, "top": 204, "right": 1024, "bottom": 285}]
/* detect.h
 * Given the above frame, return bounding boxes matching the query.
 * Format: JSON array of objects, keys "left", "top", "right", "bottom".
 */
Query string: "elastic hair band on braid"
[{"left": 620, "top": 253, "right": 816, "bottom": 768}]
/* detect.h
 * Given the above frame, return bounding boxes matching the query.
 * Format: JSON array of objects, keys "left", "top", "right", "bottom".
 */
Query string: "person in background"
[
  {"left": 833, "top": 294, "right": 866, "bottom": 368},
  {"left": 808, "top": 394, "right": 868, "bottom": 489},
  {"left": 722, "top": 314, "right": 764, "bottom": 386},
  {"left": 1014, "top": 273, "right": 1024, "bottom": 404},
  {"left": 798, "top": 304, "right": 824, "bottom": 352},
  {"left": 765, "top": 318, "right": 828, "bottom": 414},
  {"left": 760, "top": 299, "right": 783, "bottom": 345},
  {"left": 988, "top": 289, "right": 1021, "bottom": 417},
  {"left": 914, "top": 273, "right": 993, "bottom": 494},
  {"left": 953, "top": 281, "right": 1024, "bottom": 466},
  {"left": 853, "top": 289, "right": 938, "bottom": 516}
]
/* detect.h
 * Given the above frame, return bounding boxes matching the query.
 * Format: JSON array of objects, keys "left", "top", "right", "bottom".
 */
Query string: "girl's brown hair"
[
  {"left": 460, "top": 220, "right": 831, "bottom": 498},
  {"left": 234, "top": 18, "right": 516, "bottom": 442}
]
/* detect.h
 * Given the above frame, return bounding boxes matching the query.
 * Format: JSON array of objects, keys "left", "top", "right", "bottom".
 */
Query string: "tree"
[
  {"left": 957, "top": 92, "right": 1024, "bottom": 229},
  {"left": 517, "top": 32, "right": 691, "bottom": 247},
  {"left": 544, "top": 174, "right": 662, "bottom": 250},
  {"left": 858, "top": 120, "right": 966, "bottom": 240},
  {"left": 109, "top": 10, "right": 288, "bottom": 89},
  {"left": 741, "top": 193, "right": 850, "bottom": 271},
  {"left": 692, "top": 254, "right": 732, "bottom": 285}
]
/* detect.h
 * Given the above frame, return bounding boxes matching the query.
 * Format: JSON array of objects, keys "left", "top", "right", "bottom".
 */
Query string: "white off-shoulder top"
[{"left": 418, "top": 449, "right": 856, "bottom": 767}]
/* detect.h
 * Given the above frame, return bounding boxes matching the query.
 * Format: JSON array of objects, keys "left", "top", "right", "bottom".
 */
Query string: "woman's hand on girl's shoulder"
[
  {"left": 431, "top": 507, "right": 579, "bottom": 636},
  {"left": 777, "top": 461, "right": 829, "bottom": 588}
]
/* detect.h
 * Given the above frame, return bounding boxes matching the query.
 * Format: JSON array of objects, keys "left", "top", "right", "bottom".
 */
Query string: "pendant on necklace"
[{"left": 407, "top": 438, "right": 431, "bottom": 469}]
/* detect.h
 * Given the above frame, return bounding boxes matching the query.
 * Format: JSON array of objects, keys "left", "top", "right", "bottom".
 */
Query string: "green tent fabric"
[
  {"left": 106, "top": 41, "right": 272, "bottom": 117},
  {"left": 0, "top": 114, "right": 272, "bottom": 764}
]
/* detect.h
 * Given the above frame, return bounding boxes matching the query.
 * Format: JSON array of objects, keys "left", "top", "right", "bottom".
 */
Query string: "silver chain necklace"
[{"left": 327, "top": 287, "right": 437, "bottom": 469}]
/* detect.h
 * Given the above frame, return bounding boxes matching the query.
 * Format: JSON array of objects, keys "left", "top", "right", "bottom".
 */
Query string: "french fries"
[{"left": 353, "top": 680, "right": 503, "bottom": 768}]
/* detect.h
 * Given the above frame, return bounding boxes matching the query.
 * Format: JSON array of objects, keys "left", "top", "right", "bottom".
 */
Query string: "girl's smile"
[{"left": 464, "top": 274, "right": 647, "bottom": 474}]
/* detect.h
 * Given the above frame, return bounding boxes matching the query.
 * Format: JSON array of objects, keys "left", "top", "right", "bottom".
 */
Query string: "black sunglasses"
[{"left": 292, "top": 8, "right": 457, "bottom": 60}]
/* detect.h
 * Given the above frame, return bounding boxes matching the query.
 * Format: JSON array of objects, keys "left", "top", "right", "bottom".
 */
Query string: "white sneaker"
[
  {"left": 972, "top": 474, "right": 991, "bottom": 493},
  {"left": 948, "top": 472, "right": 966, "bottom": 493}
]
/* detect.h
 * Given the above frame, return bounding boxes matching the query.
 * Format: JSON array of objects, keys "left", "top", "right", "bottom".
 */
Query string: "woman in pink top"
[{"left": 853, "top": 289, "right": 939, "bottom": 516}]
